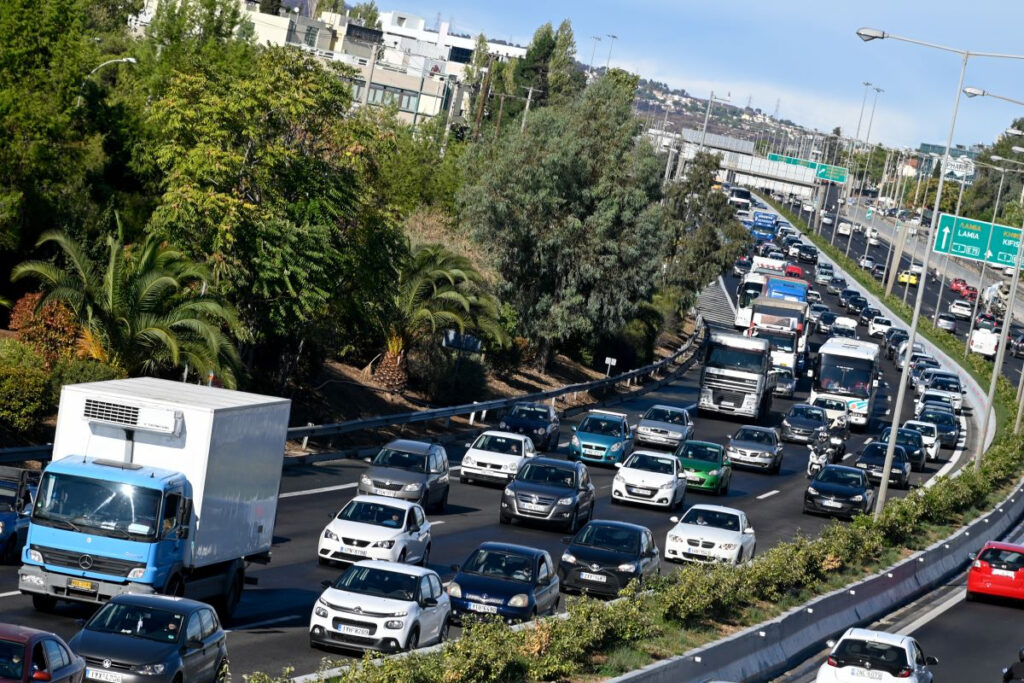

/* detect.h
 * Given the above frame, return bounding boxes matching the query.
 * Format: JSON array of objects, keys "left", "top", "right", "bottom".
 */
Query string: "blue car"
[
  {"left": 448, "top": 542, "right": 560, "bottom": 623},
  {"left": 569, "top": 410, "right": 634, "bottom": 465},
  {"left": 0, "top": 466, "right": 38, "bottom": 563}
]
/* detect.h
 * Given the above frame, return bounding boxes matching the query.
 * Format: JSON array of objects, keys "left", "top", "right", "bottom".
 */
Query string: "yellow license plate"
[{"left": 69, "top": 578, "right": 97, "bottom": 592}]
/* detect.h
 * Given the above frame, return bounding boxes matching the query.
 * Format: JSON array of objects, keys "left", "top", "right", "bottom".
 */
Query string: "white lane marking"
[
  {"left": 0, "top": 591, "right": 21, "bottom": 599},
  {"left": 756, "top": 489, "right": 780, "bottom": 500},
  {"left": 280, "top": 483, "right": 357, "bottom": 499},
  {"left": 432, "top": 521, "right": 446, "bottom": 525},
  {"left": 227, "top": 615, "right": 300, "bottom": 632},
  {"left": 902, "top": 586, "right": 965, "bottom": 635},
  {"left": 719, "top": 275, "right": 738, "bottom": 317}
]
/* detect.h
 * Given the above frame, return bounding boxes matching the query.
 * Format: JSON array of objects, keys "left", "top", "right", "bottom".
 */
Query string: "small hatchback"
[
  {"left": 0, "top": 624, "right": 84, "bottom": 683},
  {"left": 815, "top": 627, "right": 937, "bottom": 682}
]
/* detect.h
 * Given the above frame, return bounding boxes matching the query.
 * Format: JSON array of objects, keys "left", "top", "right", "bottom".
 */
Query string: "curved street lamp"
[{"left": 75, "top": 57, "right": 137, "bottom": 108}]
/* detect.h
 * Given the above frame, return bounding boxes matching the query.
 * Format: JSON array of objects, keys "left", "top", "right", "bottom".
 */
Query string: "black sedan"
[
  {"left": 854, "top": 442, "right": 911, "bottom": 489},
  {"left": 803, "top": 464, "right": 874, "bottom": 518},
  {"left": 918, "top": 407, "right": 960, "bottom": 448},
  {"left": 838, "top": 288, "right": 861, "bottom": 308},
  {"left": 499, "top": 457, "right": 596, "bottom": 532},
  {"left": 499, "top": 402, "right": 560, "bottom": 451},
  {"left": 879, "top": 427, "right": 927, "bottom": 472},
  {"left": 798, "top": 244, "right": 818, "bottom": 264},
  {"left": 448, "top": 542, "right": 560, "bottom": 624},
  {"left": 871, "top": 263, "right": 887, "bottom": 280},
  {"left": 557, "top": 520, "right": 660, "bottom": 597},
  {"left": 884, "top": 329, "right": 909, "bottom": 360},
  {"left": 818, "top": 311, "right": 838, "bottom": 335},
  {"left": 781, "top": 404, "right": 829, "bottom": 443},
  {"left": 846, "top": 295, "right": 868, "bottom": 316},
  {"left": 858, "top": 306, "right": 881, "bottom": 326}
]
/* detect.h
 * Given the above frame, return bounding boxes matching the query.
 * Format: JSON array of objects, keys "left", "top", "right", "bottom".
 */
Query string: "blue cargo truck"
[{"left": 19, "top": 377, "right": 291, "bottom": 617}]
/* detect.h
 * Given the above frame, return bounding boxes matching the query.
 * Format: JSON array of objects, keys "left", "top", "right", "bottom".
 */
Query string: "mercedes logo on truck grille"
[{"left": 78, "top": 554, "right": 94, "bottom": 570}]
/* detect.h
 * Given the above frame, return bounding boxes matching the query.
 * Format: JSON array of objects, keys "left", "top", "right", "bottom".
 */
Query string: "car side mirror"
[
  {"left": 744, "top": 527, "right": 755, "bottom": 535},
  {"left": 321, "top": 579, "right": 332, "bottom": 589},
  {"left": 967, "top": 552, "right": 977, "bottom": 561},
  {"left": 363, "top": 456, "right": 373, "bottom": 463},
  {"left": 677, "top": 471, "right": 686, "bottom": 479},
  {"left": 571, "top": 426, "right": 577, "bottom": 433},
  {"left": 450, "top": 563, "right": 460, "bottom": 572},
  {"left": 962, "top": 389, "right": 967, "bottom": 394},
  {"left": 187, "top": 638, "right": 204, "bottom": 650},
  {"left": 464, "top": 443, "right": 472, "bottom": 448},
  {"left": 826, "top": 639, "right": 836, "bottom": 649},
  {"left": 538, "top": 574, "right": 551, "bottom": 585},
  {"left": 925, "top": 656, "right": 939, "bottom": 666},
  {"left": 647, "top": 547, "right": 659, "bottom": 557},
  {"left": 421, "top": 596, "right": 438, "bottom": 608}
]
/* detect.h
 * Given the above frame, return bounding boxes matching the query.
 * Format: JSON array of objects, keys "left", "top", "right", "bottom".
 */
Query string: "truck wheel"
[
  {"left": 32, "top": 594, "right": 57, "bottom": 612},
  {"left": 163, "top": 575, "right": 184, "bottom": 598},
  {"left": 217, "top": 571, "right": 242, "bottom": 621}
]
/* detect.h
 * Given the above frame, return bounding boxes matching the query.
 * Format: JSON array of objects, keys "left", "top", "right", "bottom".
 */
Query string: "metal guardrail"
[{"left": 0, "top": 316, "right": 705, "bottom": 465}]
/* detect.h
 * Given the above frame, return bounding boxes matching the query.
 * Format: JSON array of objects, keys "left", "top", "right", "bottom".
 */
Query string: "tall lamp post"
[
  {"left": 846, "top": 87, "right": 883, "bottom": 257},
  {"left": 856, "top": 28, "right": 1024, "bottom": 518},
  {"left": 698, "top": 91, "right": 731, "bottom": 152},
  {"left": 75, "top": 57, "right": 137, "bottom": 108}
]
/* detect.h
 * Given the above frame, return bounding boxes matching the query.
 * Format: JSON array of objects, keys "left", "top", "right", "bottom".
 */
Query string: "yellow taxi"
[{"left": 897, "top": 270, "right": 919, "bottom": 286}]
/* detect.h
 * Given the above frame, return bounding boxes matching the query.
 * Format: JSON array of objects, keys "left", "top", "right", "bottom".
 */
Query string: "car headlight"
[
  {"left": 403, "top": 482, "right": 422, "bottom": 492},
  {"left": 613, "top": 474, "right": 625, "bottom": 485},
  {"left": 499, "top": 421, "right": 508, "bottom": 429},
  {"left": 504, "top": 486, "right": 514, "bottom": 497},
  {"left": 571, "top": 436, "right": 580, "bottom": 447},
  {"left": 561, "top": 552, "right": 577, "bottom": 564},
  {"left": 807, "top": 487, "right": 819, "bottom": 495},
  {"left": 0, "top": 521, "right": 4, "bottom": 535},
  {"left": 617, "top": 562, "right": 638, "bottom": 572},
  {"left": 659, "top": 481, "right": 675, "bottom": 489},
  {"left": 708, "top": 469, "right": 722, "bottom": 476},
  {"left": 508, "top": 594, "right": 529, "bottom": 607},
  {"left": 360, "top": 473, "right": 372, "bottom": 485},
  {"left": 719, "top": 543, "right": 738, "bottom": 551},
  {"left": 372, "top": 539, "right": 396, "bottom": 549},
  {"left": 447, "top": 582, "right": 462, "bottom": 598},
  {"left": 314, "top": 606, "right": 328, "bottom": 618},
  {"left": 385, "top": 619, "right": 405, "bottom": 629},
  {"left": 323, "top": 528, "right": 339, "bottom": 541},
  {"left": 504, "top": 462, "right": 519, "bottom": 472},
  {"left": 127, "top": 567, "right": 146, "bottom": 580},
  {"left": 535, "top": 427, "right": 545, "bottom": 435},
  {"left": 851, "top": 495, "right": 863, "bottom": 502},
  {"left": 130, "top": 664, "right": 166, "bottom": 675},
  {"left": 28, "top": 549, "right": 42, "bottom": 563},
  {"left": 668, "top": 534, "right": 684, "bottom": 543},
  {"left": 610, "top": 441, "right": 623, "bottom": 452},
  {"left": 557, "top": 497, "right": 574, "bottom": 506},
  {"left": 462, "top": 456, "right": 475, "bottom": 467}
]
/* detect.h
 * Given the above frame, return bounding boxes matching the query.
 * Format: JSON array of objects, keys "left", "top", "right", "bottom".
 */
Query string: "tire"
[
  {"left": 459, "top": 474, "right": 470, "bottom": 485},
  {"left": 163, "top": 575, "right": 184, "bottom": 598},
  {"left": 771, "top": 457, "right": 781, "bottom": 475},
  {"left": 217, "top": 571, "right": 242, "bottom": 621},
  {"left": 32, "top": 594, "right": 57, "bottom": 612},
  {"left": 965, "top": 590, "right": 976, "bottom": 602},
  {"left": 404, "top": 626, "right": 420, "bottom": 652},
  {"left": 398, "top": 549, "right": 407, "bottom": 565},
  {"left": 318, "top": 556, "right": 330, "bottom": 567},
  {"left": 420, "top": 544, "right": 431, "bottom": 567},
  {"left": 565, "top": 507, "right": 579, "bottom": 533},
  {"left": 434, "top": 487, "right": 449, "bottom": 513},
  {"left": 546, "top": 432, "right": 558, "bottom": 452},
  {"left": 499, "top": 511, "right": 511, "bottom": 525},
  {"left": 214, "top": 658, "right": 229, "bottom": 683},
  {"left": 438, "top": 617, "right": 450, "bottom": 644}
]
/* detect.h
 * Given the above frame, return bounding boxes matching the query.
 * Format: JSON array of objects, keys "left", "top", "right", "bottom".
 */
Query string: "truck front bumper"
[{"left": 19, "top": 564, "right": 154, "bottom": 604}]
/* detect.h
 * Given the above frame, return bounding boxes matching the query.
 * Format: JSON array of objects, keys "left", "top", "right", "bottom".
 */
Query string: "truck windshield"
[
  {"left": 706, "top": 345, "right": 763, "bottom": 373},
  {"left": 816, "top": 355, "right": 874, "bottom": 399},
  {"left": 33, "top": 472, "right": 162, "bottom": 540},
  {"left": 738, "top": 284, "right": 763, "bottom": 308}
]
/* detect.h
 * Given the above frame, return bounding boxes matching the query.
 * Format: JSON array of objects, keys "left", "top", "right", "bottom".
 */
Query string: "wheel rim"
[
  {"left": 399, "top": 550, "right": 407, "bottom": 564},
  {"left": 408, "top": 628, "right": 419, "bottom": 650}
]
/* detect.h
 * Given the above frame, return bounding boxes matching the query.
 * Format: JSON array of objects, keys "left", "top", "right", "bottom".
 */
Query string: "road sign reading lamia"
[
  {"left": 932, "top": 212, "right": 1022, "bottom": 268},
  {"left": 766, "top": 153, "right": 848, "bottom": 183}
]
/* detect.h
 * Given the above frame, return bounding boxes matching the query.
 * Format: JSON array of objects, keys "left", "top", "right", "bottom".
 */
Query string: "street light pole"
[
  {"left": 604, "top": 34, "right": 618, "bottom": 70},
  {"left": 931, "top": 177, "right": 967, "bottom": 323},
  {"left": 588, "top": 36, "right": 601, "bottom": 78},
  {"left": 847, "top": 89, "right": 883, "bottom": 257},
  {"left": 75, "top": 56, "right": 137, "bottom": 108}
]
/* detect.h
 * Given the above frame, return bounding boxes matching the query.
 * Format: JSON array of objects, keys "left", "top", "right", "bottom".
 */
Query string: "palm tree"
[
  {"left": 375, "top": 243, "right": 505, "bottom": 391},
  {"left": 12, "top": 224, "right": 244, "bottom": 387}
]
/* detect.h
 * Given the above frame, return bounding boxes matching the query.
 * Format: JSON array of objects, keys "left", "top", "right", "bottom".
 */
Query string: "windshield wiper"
[{"left": 41, "top": 516, "right": 82, "bottom": 533}]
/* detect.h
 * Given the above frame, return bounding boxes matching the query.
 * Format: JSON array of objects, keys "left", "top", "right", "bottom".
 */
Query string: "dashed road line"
[
  {"left": 280, "top": 483, "right": 357, "bottom": 498},
  {"left": 756, "top": 489, "right": 780, "bottom": 500}
]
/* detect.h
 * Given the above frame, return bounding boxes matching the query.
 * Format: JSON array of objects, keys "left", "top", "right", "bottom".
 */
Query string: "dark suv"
[
  {"left": 358, "top": 439, "right": 451, "bottom": 511},
  {"left": 797, "top": 244, "right": 818, "bottom": 264},
  {"left": 500, "top": 457, "right": 596, "bottom": 532}
]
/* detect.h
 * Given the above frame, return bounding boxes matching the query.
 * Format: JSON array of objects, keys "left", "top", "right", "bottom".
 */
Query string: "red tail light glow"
[
  {"left": 896, "top": 666, "right": 913, "bottom": 677},
  {"left": 826, "top": 656, "right": 838, "bottom": 667}
]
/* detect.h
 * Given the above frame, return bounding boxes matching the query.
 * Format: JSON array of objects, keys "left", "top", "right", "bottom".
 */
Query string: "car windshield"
[
  {"left": 508, "top": 405, "right": 548, "bottom": 421},
  {"left": 906, "top": 423, "right": 936, "bottom": 438},
  {"left": 738, "top": 283, "right": 764, "bottom": 308},
  {"left": 0, "top": 639, "right": 24, "bottom": 680},
  {"left": 789, "top": 405, "right": 825, "bottom": 422},
  {"left": 643, "top": 407, "right": 688, "bottom": 425},
  {"left": 706, "top": 345, "right": 763, "bottom": 373},
  {"left": 574, "top": 523, "right": 640, "bottom": 554},
  {"left": 979, "top": 547, "right": 1024, "bottom": 570},
  {"left": 471, "top": 434, "right": 525, "bottom": 455},
  {"left": 811, "top": 304, "right": 829, "bottom": 314},
  {"left": 773, "top": 367, "right": 794, "bottom": 380},
  {"left": 832, "top": 639, "right": 910, "bottom": 676},
  {"left": 578, "top": 416, "right": 623, "bottom": 436},
  {"left": 920, "top": 410, "right": 955, "bottom": 427},
  {"left": 812, "top": 397, "right": 847, "bottom": 412},
  {"left": 625, "top": 453, "right": 676, "bottom": 474},
  {"left": 874, "top": 318, "right": 891, "bottom": 326},
  {"left": 680, "top": 508, "right": 741, "bottom": 531},
  {"left": 815, "top": 468, "right": 864, "bottom": 487},
  {"left": 372, "top": 448, "right": 428, "bottom": 472},
  {"left": 332, "top": 565, "right": 419, "bottom": 601},
  {"left": 677, "top": 443, "right": 721, "bottom": 463},
  {"left": 922, "top": 393, "right": 952, "bottom": 407},
  {"left": 820, "top": 312, "right": 838, "bottom": 324},
  {"left": 816, "top": 354, "right": 874, "bottom": 399},
  {"left": 861, "top": 444, "right": 906, "bottom": 463},
  {"left": 830, "top": 279, "right": 846, "bottom": 288},
  {"left": 932, "top": 378, "right": 959, "bottom": 392},
  {"left": 33, "top": 472, "right": 162, "bottom": 540},
  {"left": 461, "top": 548, "right": 534, "bottom": 583},
  {"left": 517, "top": 463, "right": 575, "bottom": 488},
  {"left": 0, "top": 482, "right": 18, "bottom": 512},
  {"left": 884, "top": 430, "right": 919, "bottom": 447},
  {"left": 86, "top": 603, "right": 185, "bottom": 643},
  {"left": 832, "top": 327, "right": 855, "bottom": 338},
  {"left": 336, "top": 500, "right": 406, "bottom": 529},
  {"left": 734, "top": 428, "right": 772, "bottom": 444}
]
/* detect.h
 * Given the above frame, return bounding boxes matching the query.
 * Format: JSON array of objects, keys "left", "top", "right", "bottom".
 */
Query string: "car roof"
[
  {"left": 477, "top": 430, "right": 533, "bottom": 441},
  {"left": 349, "top": 494, "right": 420, "bottom": 510},
  {"left": 981, "top": 540, "right": 1024, "bottom": 552},
  {"left": 841, "top": 628, "right": 911, "bottom": 648},
  {"left": 647, "top": 404, "right": 688, "bottom": 414},
  {"left": 351, "top": 559, "right": 436, "bottom": 577},
  {"left": 526, "top": 456, "right": 578, "bottom": 469},
  {"left": 0, "top": 623, "right": 51, "bottom": 643},
  {"left": 735, "top": 425, "right": 775, "bottom": 434},
  {"left": 474, "top": 541, "right": 547, "bottom": 558},
  {"left": 109, "top": 593, "right": 209, "bottom": 613},
  {"left": 511, "top": 402, "right": 549, "bottom": 410},
  {"left": 582, "top": 519, "right": 650, "bottom": 534},
  {"left": 822, "top": 464, "right": 863, "bottom": 475},
  {"left": 585, "top": 410, "right": 628, "bottom": 421},
  {"left": 382, "top": 439, "right": 434, "bottom": 454},
  {"left": 683, "top": 503, "right": 745, "bottom": 516}
]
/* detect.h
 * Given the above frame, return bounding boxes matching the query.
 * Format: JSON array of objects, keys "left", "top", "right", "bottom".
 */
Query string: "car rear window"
[
  {"left": 979, "top": 547, "right": 1024, "bottom": 570},
  {"left": 832, "top": 638, "right": 910, "bottom": 675}
]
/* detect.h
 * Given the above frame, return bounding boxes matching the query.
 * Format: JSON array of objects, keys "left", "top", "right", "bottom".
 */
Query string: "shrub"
[
  {"left": 409, "top": 348, "right": 488, "bottom": 404},
  {"left": 8, "top": 292, "right": 80, "bottom": 368},
  {"left": 47, "top": 358, "right": 126, "bottom": 406},
  {"left": 0, "top": 340, "right": 49, "bottom": 434}
]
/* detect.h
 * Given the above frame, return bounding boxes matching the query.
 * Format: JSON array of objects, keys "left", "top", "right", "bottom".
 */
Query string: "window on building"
[
  {"left": 304, "top": 26, "right": 319, "bottom": 47},
  {"left": 399, "top": 91, "right": 419, "bottom": 112}
]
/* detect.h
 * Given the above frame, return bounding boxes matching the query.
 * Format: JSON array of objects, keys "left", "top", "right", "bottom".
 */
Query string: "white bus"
[{"left": 809, "top": 338, "right": 881, "bottom": 429}]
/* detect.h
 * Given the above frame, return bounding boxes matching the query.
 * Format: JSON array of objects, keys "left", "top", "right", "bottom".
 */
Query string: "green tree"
[
  {"left": 257, "top": 0, "right": 281, "bottom": 15},
  {"left": 350, "top": 1, "right": 381, "bottom": 29},
  {"left": 463, "top": 33, "right": 490, "bottom": 87},
  {"left": 547, "top": 19, "right": 584, "bottom": 103},
  {"left": 12, "top": 227, "right": 243, "bottom": 386},
  {"left": 459, "top": 74, "right": 667, "bottom": 370},
  {"left": 375, "top": 243, "right": 505, "bottom": 391},
  {"left": 514, "top": 22, "right": 556, "bottom": 106}
]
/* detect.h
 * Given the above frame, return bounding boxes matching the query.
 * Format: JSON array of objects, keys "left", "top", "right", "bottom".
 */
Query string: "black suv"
[{"left": 797, "top": 244, "right": 818, "bottom": 264}]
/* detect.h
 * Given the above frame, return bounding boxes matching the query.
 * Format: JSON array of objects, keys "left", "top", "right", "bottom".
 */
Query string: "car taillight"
[
  {"left": 896, "top": 666, "right": 913, "bottom": 678},
  {"left": 826, "top": 656, "right": 838, "bottom": 667},
  {"left": 973, "top": 559, "right": 990, "bottom": 571}
]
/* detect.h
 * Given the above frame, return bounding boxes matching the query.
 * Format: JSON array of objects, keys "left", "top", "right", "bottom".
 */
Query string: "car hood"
[
  {"left": 365, "top": 467, "right": 427, "bottom": 486},
  {"left": 576, "top": 432, "right": 621, "bottom": 445},
  {"left": 678, "top": 458, "right": 721, "bottom": 472},
  {"left": 464, "top": 447, "right": 526, "bottom": 467},
  {"left": 808, "top": 480, "right": 865, "bottom": 499},
  {"left": 638, "top": 419, "right": 688, "bottom": 435},
  {"left": 453, "top": 572, "right": 534, "bottom": 601},
  {"left": 566, "top": 543, "right": 635, "bottom": 569},
  {"left": 70, "top": 630, "right": 178, "bottom": 667},
  {"left": 320, "top": 587, "right": 413, "bottom": 616},
  {"left": 509, "top": 481, "right": 576, "bottom": 499},
  {"left": 670, "top": 522, "right": 742, "bottom": 545},
  {"left": 325, "top": 519, "right": 402, "bottom": 543},
  {"left": 728, "top": 438, "right": 774, "bottom": 454},
  {"left": 617, "top": 468, "right": 675, "bottom": 488},
  {"left": 786, "top": 416, "right": 826, "bottom": 430}
]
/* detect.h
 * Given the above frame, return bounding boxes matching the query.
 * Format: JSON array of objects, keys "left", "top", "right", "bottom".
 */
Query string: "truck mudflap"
[{"left": 19, "top": 563, "right": 155, "bottom": 605}]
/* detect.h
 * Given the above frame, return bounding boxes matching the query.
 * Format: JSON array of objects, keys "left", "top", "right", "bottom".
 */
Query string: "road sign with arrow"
[{"left": 932, "top": 212, "right": 1021, "bottom": 268}]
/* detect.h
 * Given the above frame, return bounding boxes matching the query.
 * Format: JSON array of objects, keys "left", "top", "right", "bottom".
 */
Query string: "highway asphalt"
[{"left": 0, "top": 221, "right": 979, "bottom": 679}]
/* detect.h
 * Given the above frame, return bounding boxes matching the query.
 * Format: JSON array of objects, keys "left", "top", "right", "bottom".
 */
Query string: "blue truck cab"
[
  {"left": 0, "top": 466, "right": 38, "bottom": 564},
  {"left": 569, "top": 410, "right": 634, "bottom": 465}
]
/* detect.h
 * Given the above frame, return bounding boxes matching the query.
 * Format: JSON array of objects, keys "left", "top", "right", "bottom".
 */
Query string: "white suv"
[
  {"left": 816, "top": 627, "right": 937, "bottom": 681},
  {"left": 310, "top": 560, "right": 450, "bottom": 653}
]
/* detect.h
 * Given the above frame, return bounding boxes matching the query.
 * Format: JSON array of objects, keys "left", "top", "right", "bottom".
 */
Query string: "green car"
[{"left": 673, "top": 440, "right": 732, "bottom": 495}]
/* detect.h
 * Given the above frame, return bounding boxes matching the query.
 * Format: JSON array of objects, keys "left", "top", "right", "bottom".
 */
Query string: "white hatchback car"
[
  {"left": 460, "top": 430, "right": 537, "bottom": 485},
  {"left": 868, "top": 316, "right": 892, "bottom": 338},
  {"left": 948, "top": 299, "right": 973, "bottom": 319},
  {"left": 664, "top": 504, "right": 756, "bottom": 565},
  {"left": 310, "top": 560, "right": 450, "bottom": 654},
  {"left": 611, "top": 451, "right": 686, "bottom": 509},
  {"left": 815, "top": 627, "right": 937, "bottom": 682},
  {"left": 837, "top": 222, "right": 852, "bottom": 236},
  {"left": 858, "top": 256, "right": 875, "bottom": 270},
  {"left": 318, "top": 496, "right": 432, "bottom": 567},
  {"left": 901, "top": 420, "right": 939, "bottom": 461}
]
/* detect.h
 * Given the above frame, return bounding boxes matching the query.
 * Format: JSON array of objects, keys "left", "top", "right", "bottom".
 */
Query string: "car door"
[
  {"left": 436, "top": 448, "right": 451, "bottom": 500},
  {"left": 640, "top": 530, "right": 659, "bottom": 579},
  {"left": 181, "top": 612, "right": 209, "bottom": 681},
  {"left": 417, "top": 575, "right": 442, "bottom": 642},
  {"left": 408, "top": 506, "right": 430, "bottom": 562},
  {"left": 577, "top": 467, "right": 595, "bottom": 515},
  {"left": 739, "top": 513, "right": 755, "bottom": 557},
  {"left": 41, "top": 638, "right": 74, "bottom": 683},
  {"left": 427, "top": 574, "right": 449, "bottom": 642},
  {"left": 425, "top": 451, "right": 441, "bottom": 504},
  {"left": 534, "top": 554, "right": 557, "bottom": 614},
  {"left": 199, "top": 608, "right": 226, "bottom": 680}
]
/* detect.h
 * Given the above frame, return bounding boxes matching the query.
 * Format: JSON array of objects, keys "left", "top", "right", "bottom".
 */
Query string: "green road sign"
[
  {"left": 767, "top": 153, "right": 848, "bottom": 184},
  {"left": 932, "top": 212, "right": 1022, "bottom": 268}
]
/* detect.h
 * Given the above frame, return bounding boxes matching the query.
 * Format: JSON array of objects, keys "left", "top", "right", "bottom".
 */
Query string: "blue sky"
[{"left": 384, "top": 1, "right": 1024, "bottom": 149}]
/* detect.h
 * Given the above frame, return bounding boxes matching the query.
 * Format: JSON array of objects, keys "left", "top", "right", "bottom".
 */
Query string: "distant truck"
[
  {"left": 729, "top": 187, "right": 753, "bottom": 217},
  {"left": 698, "top": 332, "right": 774, "bottom": 422},
  {"left": 0, "top": 466, "right": 38, "bottom": 564},
  {"left": 981, "top": 282, "right": 1010, "bottom": 317},
  {"left": 19, "top": 377, "right": 291, "bottom": 617}
]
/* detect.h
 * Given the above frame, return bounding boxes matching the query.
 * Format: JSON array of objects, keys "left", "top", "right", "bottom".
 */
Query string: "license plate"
[
  {"left": 579, "top": 572, "right": 606, "bottom": 583},
  {"left": 686, "top": 474, "right": 702, "bottom": 482},
  {"left": 340, "top": 624, "right": 371, "bottom": 637},
  {"left": 628, "top": 487, "right": 652, "bottom": 495},
  {"left": 994, "top": 568, "right": 1016, "bottom": 578},
  {"left": 520, "top": 502, "right": 545, "bottom": 512},
  {"left": 86, "top": 669, "right": 123, "bottom": 683},
  {"left": 583, "top": 448, "right": 603, "bottom": 455},
  {"left": 466, "top": 602, "right": 498, "bottom": 614},
  {"left": 721, "top": 401, "right": 735, "bottom": 407},
  {"left": 343, "top": 546, "right": 368, "bottom": 557},
  {"left": 850, "top": 668, "right": 883, "bottom": 680},
  {"left": 69, "top": 578, "right": 97, "bottom": 592},
  {"left": 374, "top": 488, "right": 397, "bottom": 497},
  {"left": 822, "top": 499, "right": 843, "bottom": 508},
  {"left": 688, "top": 546, "right": 710, "bottom": 555}
]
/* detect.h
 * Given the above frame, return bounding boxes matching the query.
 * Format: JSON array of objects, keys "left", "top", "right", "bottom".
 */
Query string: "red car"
[
  {"left": 0, "top": 624, "right": 85, "bottom": 682},
  {"left": 961, "top": 285, "right": 978, "bottom": 301},
  {"left": 967, "top": 541, "right": 1024, "bottom": 601},
  {"left": 784, "top": 264, "right": 804, "bottom": 279},
  {"left": 949, "top": 278, "right": 967, "bottom": 293}
]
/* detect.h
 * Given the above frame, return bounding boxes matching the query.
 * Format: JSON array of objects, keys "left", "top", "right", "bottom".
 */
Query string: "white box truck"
[{"left": 19, "top": 377, "right": 291, "bottom": 617}]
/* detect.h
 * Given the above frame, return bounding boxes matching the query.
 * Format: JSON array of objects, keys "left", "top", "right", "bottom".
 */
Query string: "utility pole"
[
  {"left": 362, "top": 43, "right": 380, "bottom": 107},
  {"left": 521, "top": 86, "right": 534, "bottom": 133},
  {"left": 494, "top": 93, "right": 506, "bottom": 138},
  {"left": 605, "top": 34, "right": 618, "bottom": 69},
  {"left": 440, "top": 79, "right": 460, "bottom": 157},
  {"left": 473, "top": 54, "right": 495, "bottom": 141}
]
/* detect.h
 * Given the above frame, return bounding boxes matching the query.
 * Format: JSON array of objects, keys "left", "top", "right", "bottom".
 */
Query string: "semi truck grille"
[
  {"left": 705, "top": 376, "right": 759, "bottom": 393},
  {"left": 34, "top": 545, "right": 145, "bottom": 577}
]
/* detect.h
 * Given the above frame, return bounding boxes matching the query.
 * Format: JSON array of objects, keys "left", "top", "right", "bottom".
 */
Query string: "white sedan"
[
  {"left": 310, "top": 560, "right": 450, "bottom": 653},
  {"left": 858, "top": 256, "right": 875, "bottom": 270},
  {"left": 664, "top": 504, "right": 756, "bottom": 565},
  {"left": 459, "top": 430, "right": 536, "bottom": 485},
  {"left": 318, "top": 496, "right": 432, "bottom": 566},
  {"left": 611, "top": 451, "right": 687, "bottom": 509},
  {"left": 902, "top": 420, "right": 940, "bottom": 461}
]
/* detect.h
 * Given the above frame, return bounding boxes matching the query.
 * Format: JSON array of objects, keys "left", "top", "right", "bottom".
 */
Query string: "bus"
[
  {"left": 735, "top": 273, "right": 766, "bottom": 329},
  {"left": 810, "top": 338, "right": 882, "bottom": 429}
]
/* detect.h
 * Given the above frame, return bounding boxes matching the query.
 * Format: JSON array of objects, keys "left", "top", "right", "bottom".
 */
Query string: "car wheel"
[
  {"left": 499, "top": 511, "right": 511, "bottom": 525},
  {"left": 404, "top": 626, "right": 420, "bottom": 651},
  {"left": 965, "top": 590, "right": 976, "bottom": 602},
  {"left": 398, "top": 549, "right": 407, "bottom": 564},
  {"left": 771, "top": 457, "right": 782, "bottom": 475},
  {"left": 420, "top": 544, "right": 431, "bottom": 567},
  {"left": 546, "top": 432, "right": 558, "bottom": 451},
  {"left": 720, "top": 475, "right": 730, "bottom": 496},
  {"left": 438, "top": 617, "right": 451, "bottom": 644},
  {"left": 434, "top": 487, "right": 449, "bottom": 513},
  {"left": 214, "top": 657, "right": 229, "bottom": 683},
  {"left": 565, "top": 507, "right": 580, "bottom": 533}
]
